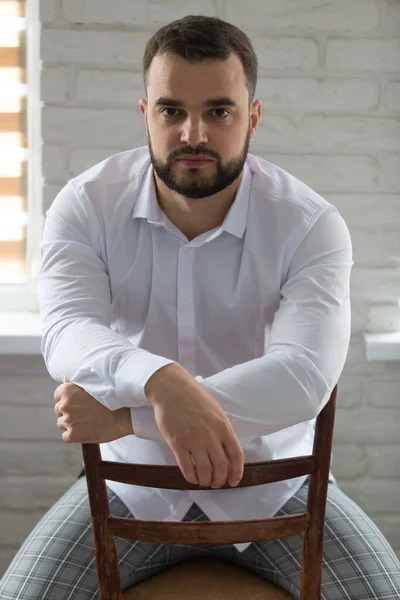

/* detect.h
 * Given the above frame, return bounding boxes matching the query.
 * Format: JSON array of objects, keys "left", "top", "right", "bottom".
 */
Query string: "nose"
[{"left": 180, "top": 116, "right": 208, "bottom": 146}]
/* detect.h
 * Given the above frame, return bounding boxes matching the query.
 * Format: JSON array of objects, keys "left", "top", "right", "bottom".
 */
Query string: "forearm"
[
  {"left": 196, "top": 349, "right": 340, "bottom": 436},
  {"left": 129, "top": 350, "right": 342, "bottom": 445},
  {"left": 38, "top": 186, "right": 176, "bottom": 413},
  {"left": 41, "top": 316, "right": 176, "bottom": 411}
]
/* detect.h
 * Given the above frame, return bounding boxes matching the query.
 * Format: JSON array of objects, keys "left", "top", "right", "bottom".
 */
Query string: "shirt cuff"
[
  {"left": 114, "top": 351, "right": 177, "bottom": 405},
  {"left": 130, "top": 406, "right": 166, "bottom": 443}
]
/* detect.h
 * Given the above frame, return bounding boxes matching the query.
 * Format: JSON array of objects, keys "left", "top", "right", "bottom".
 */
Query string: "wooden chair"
[{"left": 82, "top": 384, "right": 338, "bottom": 600}]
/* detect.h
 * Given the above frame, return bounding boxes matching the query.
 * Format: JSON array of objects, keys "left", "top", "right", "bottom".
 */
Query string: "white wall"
[{"left": 0, "top": 0, "right": 399, "bottom": 577}]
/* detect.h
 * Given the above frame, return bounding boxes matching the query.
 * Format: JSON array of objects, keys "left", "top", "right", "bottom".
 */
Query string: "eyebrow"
[{"left": 154, "top": 96, "right": 238, "bottom": 108}]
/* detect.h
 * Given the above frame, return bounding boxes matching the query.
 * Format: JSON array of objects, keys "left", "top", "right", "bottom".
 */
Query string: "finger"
[
  {"left": 173, "top": 449, "right": 198, "bottom": 485},
  {"left": 56, "top": 417, "right": 67, "bottom": 431},
  {"left": 223, "top": 434, "right": 244, "bottom": 486},
  {"left": 54, "top": 384, "right": 65, "bottom": 403},
  {"left": 189, "top": 447, "right": 213, "bottom": 488},
  {"left": 209, "top": 446, "right": 229, "bottom": 488},
  {"left": 62, "top": 430, "right": 70, "bottom": 443}
]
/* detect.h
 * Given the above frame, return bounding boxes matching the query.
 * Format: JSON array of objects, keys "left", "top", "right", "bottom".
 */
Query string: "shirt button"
[{"left": 182, "top": 301, "right": 191, "bottom": 309}]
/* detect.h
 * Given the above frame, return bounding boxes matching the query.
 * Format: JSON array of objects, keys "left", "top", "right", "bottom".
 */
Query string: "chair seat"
[{"left": 122, "top": 556, "right": 294, "bottom": 600}]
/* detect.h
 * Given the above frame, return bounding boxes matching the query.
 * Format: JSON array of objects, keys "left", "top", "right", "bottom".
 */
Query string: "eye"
[
  {"left": 210, "top": 108, "right": 230, "bottom": 118},
  {"left": 161, "top": 107, "right": 181, "bottom": 117}
]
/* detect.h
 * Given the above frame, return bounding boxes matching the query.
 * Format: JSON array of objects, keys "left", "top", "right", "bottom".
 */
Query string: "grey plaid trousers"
[{"left": 0, "top": 475, "right": 399, "bottom": 599}]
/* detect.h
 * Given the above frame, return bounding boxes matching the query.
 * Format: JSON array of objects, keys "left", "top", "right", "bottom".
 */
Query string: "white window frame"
[{"left": 0, "top": 0, "right": 42, "bottom": 312}]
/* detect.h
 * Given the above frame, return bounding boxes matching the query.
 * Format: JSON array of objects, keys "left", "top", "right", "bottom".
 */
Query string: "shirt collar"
[{"left": 132, "top": 154, "right": 252, "bottom": 240}]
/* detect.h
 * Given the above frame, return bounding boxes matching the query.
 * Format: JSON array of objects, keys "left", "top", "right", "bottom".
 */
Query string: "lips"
[
  {"left": 177, "top": 156, "right": 213, "bottom": 161},
  {"left": 176, "top": 156, "right": 214, "bottom": 167}
]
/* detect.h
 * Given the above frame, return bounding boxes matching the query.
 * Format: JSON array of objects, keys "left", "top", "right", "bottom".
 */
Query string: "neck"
[{"left": 153, "top": 171, "right": 243, "bottom": 241}]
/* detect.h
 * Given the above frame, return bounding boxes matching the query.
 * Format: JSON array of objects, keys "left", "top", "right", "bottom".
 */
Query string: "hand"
[
  {"left": 145, "top": 364, "right": 244, "bottom": 489},
  {"left": 54, "top": 382, "right": 133, "bottom": 443}
]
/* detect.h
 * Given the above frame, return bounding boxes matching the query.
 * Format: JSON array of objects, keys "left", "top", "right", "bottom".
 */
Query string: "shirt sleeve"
[
  {"left": 37, "top": 180, "right": 176, "bottom": 411},
  {"left": 130, "top": 205, "right": 353, "bottom": 444}
]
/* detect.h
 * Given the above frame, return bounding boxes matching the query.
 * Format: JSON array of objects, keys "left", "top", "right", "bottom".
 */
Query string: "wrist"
[
  {"left": 114, "top": 407, "right": 134, "bottom": 438},
  {"left": 145, "top": 363, "right": 184, "bottom": 404}
]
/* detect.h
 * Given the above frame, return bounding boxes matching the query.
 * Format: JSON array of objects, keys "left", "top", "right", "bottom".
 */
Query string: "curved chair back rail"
[{"left": 82, "top": 384, "right": 338, "bottom": 600}]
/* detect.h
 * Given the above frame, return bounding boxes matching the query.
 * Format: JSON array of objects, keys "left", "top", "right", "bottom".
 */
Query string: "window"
[
  {"left": 0, "top": 0, "right": 41, "bottom": 311},
  {"left": 0, "top": 0, "right": 27, "bottom": 282}
]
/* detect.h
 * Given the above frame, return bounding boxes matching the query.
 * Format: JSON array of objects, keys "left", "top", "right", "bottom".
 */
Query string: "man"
[{"left": 1, "top": 14, "right": 399, "bottom": 600}]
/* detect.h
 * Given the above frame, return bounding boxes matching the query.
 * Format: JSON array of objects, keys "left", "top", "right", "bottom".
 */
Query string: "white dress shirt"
[{"left": 38, "top": 146, "right": 353, "bottom": 553}]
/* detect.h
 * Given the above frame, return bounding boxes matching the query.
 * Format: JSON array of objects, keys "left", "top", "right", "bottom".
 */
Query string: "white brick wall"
[{"left": 1, "top": 0, "right": 400, "bottom": 577}]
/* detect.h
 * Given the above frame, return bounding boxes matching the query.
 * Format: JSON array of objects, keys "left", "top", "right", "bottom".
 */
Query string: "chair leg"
[
  {"left": 82, "top": 444, "right": 123, "bottom": 600},
  {"left": 300, "top": 473, "right": 326, "bottom": 599},
  {"left": 300, "top": 386, "right": 337, "bottom": 600}
]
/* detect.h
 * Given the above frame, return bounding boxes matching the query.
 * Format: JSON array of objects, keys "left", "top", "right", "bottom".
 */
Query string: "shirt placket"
[{"left": 177, "top": 244, "right": 196, "bottom": 376}]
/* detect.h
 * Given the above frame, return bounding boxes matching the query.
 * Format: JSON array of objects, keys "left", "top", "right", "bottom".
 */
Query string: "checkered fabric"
[{"left": 0, "top": 476, "right": 399, "bottom": 599}]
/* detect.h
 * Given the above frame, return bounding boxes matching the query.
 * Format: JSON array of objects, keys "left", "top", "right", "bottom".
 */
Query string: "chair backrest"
[{"left": 82, "top": 384, "right": 338, "bottom": 600}]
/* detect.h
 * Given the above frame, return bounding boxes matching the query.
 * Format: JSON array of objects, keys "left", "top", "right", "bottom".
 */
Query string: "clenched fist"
[
  {"left": 145, "top": 363, "right": 244, "bottom": 489},
  {"left": 54, "top": 381, "right": 133, "bottom": 443}
]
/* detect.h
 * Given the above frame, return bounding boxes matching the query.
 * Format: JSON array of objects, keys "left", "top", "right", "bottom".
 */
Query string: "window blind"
[{"left": 0, "top": 0, "right": 27, "bottom": 283}]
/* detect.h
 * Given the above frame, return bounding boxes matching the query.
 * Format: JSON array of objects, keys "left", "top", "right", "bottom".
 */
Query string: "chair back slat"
[
  {"left": 100, "top": 454, "right": 315, "bottom": 489},
  {"left": 108, "top": 513, "right": 310, "bottom": 545}
]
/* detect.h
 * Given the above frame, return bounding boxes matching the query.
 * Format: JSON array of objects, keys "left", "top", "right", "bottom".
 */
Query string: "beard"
[{"left": 147, "top": 126, "right": 251, "bottom": 199}]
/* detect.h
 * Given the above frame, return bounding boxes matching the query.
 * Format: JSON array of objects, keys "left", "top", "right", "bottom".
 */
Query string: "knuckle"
[
  {"left": 169, "top": 436, "right": 186, "bottom": 450},
  {"left": 62, "top": 384, "right": 74, "bottom": 399},
  {"left": 54, "top": 390, "right": 63, "bottom": 403},
  {"left": 63, "top": 390, "right": 71, "bottom": 401},
  {"left": 232, "top": 448, "right": 244, "bottom": 460},
  {"left": 226, "top": 437, "right": 243, "bottom": 456},
  {"left": 219, "top": 418, "right": 231, "bottom": 433}
]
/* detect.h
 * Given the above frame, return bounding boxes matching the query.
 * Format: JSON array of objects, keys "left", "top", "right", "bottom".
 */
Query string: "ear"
[
  {"left": 249, "top": 99, "right": 262, "bottom": 143},
  {"left": 139, "top": 98, "right": 147, "bottom": 118}
]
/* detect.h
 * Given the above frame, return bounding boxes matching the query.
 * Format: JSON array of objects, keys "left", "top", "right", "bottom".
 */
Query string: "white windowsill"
[
  {"left": 0, "top": 311, "right": 42, "bottom": 354},
  {"left": 1, "top": 312, "right": 400, "bottom": 360},
  {"left": 364, "top": 331, "right": 400, "bottom": 361}
]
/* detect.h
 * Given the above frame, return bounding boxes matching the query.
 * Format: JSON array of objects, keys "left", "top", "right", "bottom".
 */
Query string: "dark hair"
[{"left": 142, "top": 15, "right": 258, "bottom": 103}]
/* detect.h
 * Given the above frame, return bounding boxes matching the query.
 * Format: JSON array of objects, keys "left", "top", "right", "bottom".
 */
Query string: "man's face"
[{"left": 139, "top": 52, "right": 261, "bottom": 199}]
